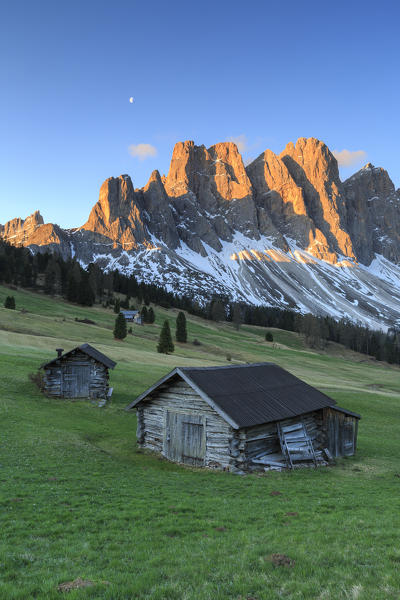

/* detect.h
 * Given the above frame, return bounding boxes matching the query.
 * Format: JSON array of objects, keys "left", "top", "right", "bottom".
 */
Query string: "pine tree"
[
  {"left": 114, "top": 298, "right": 120, "bottom": 314},
  {"left": 113, "top": 312, "right": 127, "bottom": 340},
  {"left": 78, "top": 272, "right": 95, "bottom": 306},
  {"left": 147, "top": 307, "right": 155, "bottom": 324},
  {"left": 176, "top": 311, "right": 187, "bottom": 342},
  {"left": 4, "top": 295, "right": 16, "bottom": 309},
  {"left": 66, "top": 272, "right": 79, "bottom": 302},
  {"left": 141, "top": 306, "right": 148, "bottom": 323},
  {"left": 211, "top": 300, "right": 225, "bottom": 322},
  {"left": 157, "top": 320, "right": 174, "bottom": 354},
  {"left": 232, "top": 304, "right": 242, "bottom": 331},
  {"left": 44, "top": 258, "right": 60, "bottom": 295}
]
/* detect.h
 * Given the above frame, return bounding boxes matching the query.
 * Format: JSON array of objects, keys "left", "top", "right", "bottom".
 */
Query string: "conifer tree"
[
  {"left": 147, "top": 307, "right": 155, "bottom": 324},
  {"left": 78, "top": 272, "right": 95, "bottom": 306},
  {"left": 114, "top": 312, "right": 127, "bottom": 340},
  {"left": 232, "top": 304, "right": 242, "bottom": 331},
  {"left": 176, "top": 311, "right": 187, "bottom": 342},
  {"left": 157, "top": 320, "right": 174, "bottom": 354},
  {"left": 4, "top": 295, "right": 16, "bottom": 309},
  {"left": 141, "top": 306, "right": 148, "bottom": 323},
  {"left": 67, "top": 272, "right": 79, "bottom": 302},
  {"left": 114, "top": 298, "right": 120, "bottom": 314}
]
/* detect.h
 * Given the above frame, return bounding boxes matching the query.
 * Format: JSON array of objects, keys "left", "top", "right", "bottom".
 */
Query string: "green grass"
[{"left": 1, "top": 285, "right": 400, "bottom": 599}]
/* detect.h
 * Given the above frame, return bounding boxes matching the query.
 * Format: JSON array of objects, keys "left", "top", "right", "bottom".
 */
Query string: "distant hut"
[
  {"left": 41, "top": 344, "right": 116, "bottom": 399},
  {"left": 121, "top": 310, "right": 143, "bottom": 325},
  {"left": 121, "top": 310, "right": 138, "bottom": 322},
  {"left": 126, "top": 363, "right": 360, "bottom": 472}
]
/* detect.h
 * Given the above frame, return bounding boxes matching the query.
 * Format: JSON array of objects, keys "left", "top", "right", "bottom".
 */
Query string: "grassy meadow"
[{"left": 1, "top": 284, "right": 400, "bottom": 599}]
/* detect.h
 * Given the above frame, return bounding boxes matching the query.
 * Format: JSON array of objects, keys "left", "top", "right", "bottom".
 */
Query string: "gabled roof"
[
  {"left": 41, "top": 343, "right": 116, "bottom": 370},
  {"left": 125, "top": 362, "right": 338, "bottom": 428}
]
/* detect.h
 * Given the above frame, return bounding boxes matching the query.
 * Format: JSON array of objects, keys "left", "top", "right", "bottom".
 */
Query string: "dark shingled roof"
[
  {"left": 126, "top": 363, "right": 339, "bottom": 428},
  {"left": 42, "top": 343, "right": 116, "bottom": 370}
]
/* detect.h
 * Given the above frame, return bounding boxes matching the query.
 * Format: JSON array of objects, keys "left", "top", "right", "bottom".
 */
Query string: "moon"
[{"left": 129, "top": 97, "right": 134, "bottom": 104}]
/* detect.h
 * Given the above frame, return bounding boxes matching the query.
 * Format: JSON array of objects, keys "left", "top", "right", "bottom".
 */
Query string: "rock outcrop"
[
  {"left": 1, "top": 210, "right": 44, "bottom": 245},
  {"left": 278, "top": 138, "right": 355, "bottom": 261},
  {"left": 81, "top": 174, "right": 147, "bottom": 250},
  {"left": 343, "top": 163, "right": 400, "bottom": 264}
]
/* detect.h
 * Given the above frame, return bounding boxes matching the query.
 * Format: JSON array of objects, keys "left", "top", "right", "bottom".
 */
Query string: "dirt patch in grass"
[
  {"left": 58, "top": 578, "right": 95, "bottom": 592},
  {"left": 267, "top": 554, "right": 295, "bottom": 568},
  {"left": 269, "top": 490, "right": 282, "bottom": 496}
]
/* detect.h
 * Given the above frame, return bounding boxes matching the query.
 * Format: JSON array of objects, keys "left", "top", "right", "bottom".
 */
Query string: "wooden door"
[
  {"left": 165, "top": 411, "right": 205, "bottom": 466},
  {"left": 62, "top": 365, "right": 90, "bottom": 398}
]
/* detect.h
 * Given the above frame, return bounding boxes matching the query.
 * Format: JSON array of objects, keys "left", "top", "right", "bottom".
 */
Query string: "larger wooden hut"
[
  {"left": 126, "top": 363, "right": 360, "bottom": 472},
  {"left": 41, "top": 344, "right": 116, "bottom": 399}
]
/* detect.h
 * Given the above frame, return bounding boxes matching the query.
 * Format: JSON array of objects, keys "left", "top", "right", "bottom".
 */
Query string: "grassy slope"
[{"left": 1, "top": 285, "right": 400, "bottom": 599}]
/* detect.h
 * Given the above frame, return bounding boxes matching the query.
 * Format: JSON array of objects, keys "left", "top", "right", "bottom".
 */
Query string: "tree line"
[{"left": 1, "top": 240, "right": 399, "bottom": 365}]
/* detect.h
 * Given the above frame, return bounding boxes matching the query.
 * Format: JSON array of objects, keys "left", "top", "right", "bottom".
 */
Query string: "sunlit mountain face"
[{"left": 2, "top": 138, "right": 400, "bottom": 329}]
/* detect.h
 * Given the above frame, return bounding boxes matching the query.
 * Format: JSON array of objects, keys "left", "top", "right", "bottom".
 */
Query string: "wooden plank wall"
[
  {"left": 138, "top": 378, "right": 233, "bottom": 469},
  {"left": 325, "top": 408, "right": 358, "bottom": 457},
  {"left": 43, "top": 351, "right": 109, "bottom": 399},
  {"left": 237, "top": 411, "right": 327, "bottom": 471}
]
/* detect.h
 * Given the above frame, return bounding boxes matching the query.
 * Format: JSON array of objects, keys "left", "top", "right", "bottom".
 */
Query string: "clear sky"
[{"left": 2, "top": 0, "right": 399, "bottom": 228}]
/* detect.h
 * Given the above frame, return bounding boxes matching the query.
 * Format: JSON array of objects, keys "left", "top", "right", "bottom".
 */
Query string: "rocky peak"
[
  {"left": 164, "top": 140, "right": 208, "bottom": 198},
  {"left": 161, "top": 140, "right": 261, "bottom": 253},
  {"left": 140, "top": 170, "right": 179, "bottom": 248},
  {"left": 81, "top": 174, "right": 147, "bottom": 250},
  {"left": 344, "top": 164, "right": 400, "bottom": 264},
  {"left": 279, "top": 137, "right": 354, "bottom": 260},
  {"left": 1, "top": 210, "right": 45, "bottom": 244}
]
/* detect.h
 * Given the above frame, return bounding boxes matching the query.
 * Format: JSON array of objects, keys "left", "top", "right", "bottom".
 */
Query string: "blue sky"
[{"left": 2, "top": 0, "right": 399, "bottom": 228}]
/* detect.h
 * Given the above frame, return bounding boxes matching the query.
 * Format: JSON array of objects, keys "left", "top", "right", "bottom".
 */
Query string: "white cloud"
[
  {"left": 128, "top": 143, "right": 157, "bottom": 160},
  {"left": 332, "top": 149, "right": 367, "bottom": 168},
  {"left": 227, "top": 134, "right": 248, "bottom": 154}
]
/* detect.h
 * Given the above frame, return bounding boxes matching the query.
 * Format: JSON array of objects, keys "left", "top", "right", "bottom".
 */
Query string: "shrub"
[
  {"left": 265, "top": 331, "right": 274, "bottom": 342},
  {"left": 29, "top": 370, "right": 45, "bottom": 392},
  {"left": 226, "top": 354, "right": 232, "bottom": 361},
  {"left": 193, "top": 338, "right": 201, "bottom": 346},
  {"left": 4, "top": 296, "right": 16, "bottom": 310}
]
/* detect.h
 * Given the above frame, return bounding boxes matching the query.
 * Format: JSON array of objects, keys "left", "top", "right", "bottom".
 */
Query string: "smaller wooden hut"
[
  {"left": 126, "top": 363, "right": 361, "bottom": 472},
  {"left": 121, "top": 310, "right": 138, "bottom": 322},
  {"left": 41, "top": 344, "right": 116, "bottom": 399}
]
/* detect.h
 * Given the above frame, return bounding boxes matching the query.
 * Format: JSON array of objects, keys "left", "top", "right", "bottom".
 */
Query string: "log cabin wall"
[
  {"left": 324, "top": 407, "right": 359, "bottom": 457},
  {"left": 43, "top": 350, "right": 109, "bottom": 399},
  {"left": 137, "top": 377, "right": 234, "bottom": 469},
  {"left": 238, "top": 410, "right": 327, "bottom": 470}
]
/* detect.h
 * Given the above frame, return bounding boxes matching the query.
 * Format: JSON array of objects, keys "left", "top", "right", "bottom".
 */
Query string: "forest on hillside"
[{"left": 1, "top": 240, "right": 399, "bottom": 365}]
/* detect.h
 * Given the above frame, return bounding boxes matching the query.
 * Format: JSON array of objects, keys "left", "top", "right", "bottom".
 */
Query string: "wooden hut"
[
  {"left": 126, "top": 363, "right": 360, "bottom": 472},
  {"left": 41, "top": 344, "right": 116, "bottom": 399},
  {"left": 121, "top": 310, "right": 138, "bottom": 322}
]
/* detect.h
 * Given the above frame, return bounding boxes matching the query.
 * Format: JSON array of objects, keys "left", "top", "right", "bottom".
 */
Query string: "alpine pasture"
[{"left": 1, "top": 285, "right": 400, "bottom": 599}]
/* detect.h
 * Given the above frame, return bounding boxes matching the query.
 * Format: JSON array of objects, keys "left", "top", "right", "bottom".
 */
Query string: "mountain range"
[{"left": 2, "top": 137, "right": 400, "bottom": 329}]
